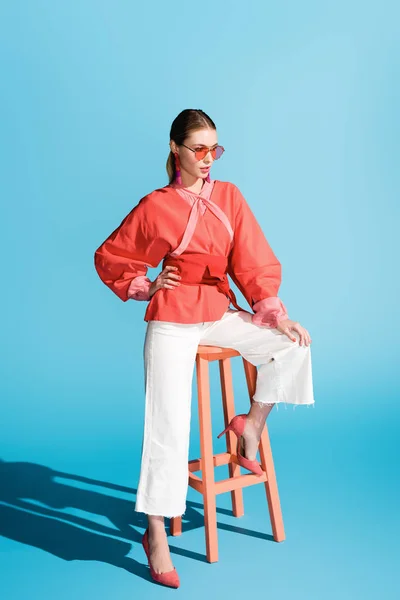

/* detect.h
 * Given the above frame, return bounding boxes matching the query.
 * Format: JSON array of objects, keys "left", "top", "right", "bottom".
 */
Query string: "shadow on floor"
[{"left": 0, "top": 458, "right": 274, "bottom": 581}]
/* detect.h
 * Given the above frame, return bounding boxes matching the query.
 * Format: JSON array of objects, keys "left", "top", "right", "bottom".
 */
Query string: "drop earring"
[{"left": 174, "top": 152, "right": 182, "bottom": 185}]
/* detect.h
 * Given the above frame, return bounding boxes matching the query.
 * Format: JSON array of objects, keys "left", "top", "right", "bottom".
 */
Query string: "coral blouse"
[{"left": 94, "top": 178, "right": 289, "bottom": 327}]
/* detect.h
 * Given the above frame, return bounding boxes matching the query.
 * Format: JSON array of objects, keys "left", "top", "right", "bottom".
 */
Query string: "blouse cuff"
[
  {"left": 251, "top": 297, "right": 289, "bottom": 329},
  {"left": 127, "top": 276, "right": 152, "bottom": 301}
]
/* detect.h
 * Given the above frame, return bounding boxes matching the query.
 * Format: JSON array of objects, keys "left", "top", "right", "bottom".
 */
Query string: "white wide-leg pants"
[{"left": 134, "top": 307, "right": 315, "bottom": 518}]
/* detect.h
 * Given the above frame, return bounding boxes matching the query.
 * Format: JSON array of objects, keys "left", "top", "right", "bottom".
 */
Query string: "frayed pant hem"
[
  {"left": 134, "top": 505, "right": 186, "bottom": 519},
  {"left": 253, "top": 399, "right": 316, "bottom": 411}
]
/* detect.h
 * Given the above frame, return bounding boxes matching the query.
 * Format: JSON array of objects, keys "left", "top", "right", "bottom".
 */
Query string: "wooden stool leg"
[
  {"left": 170, "top": 515, "right": 182, "bottom": 536},
  {"left": 242, "top": 358, "right": 286, "bottom": 542},
  {"left": 219, "top": 357, "right": 244, "bottom": 518},
  {"left": 196, "top": 354, "right": 219, "bottom": 563}
]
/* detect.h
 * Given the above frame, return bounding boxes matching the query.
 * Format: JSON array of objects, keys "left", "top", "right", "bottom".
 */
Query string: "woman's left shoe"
[
  {"left": 142, "top": 528, "right": 180, "bottom": 589},
  {"left": 217, "top": 414, "right": 263, "bottom": 476}
]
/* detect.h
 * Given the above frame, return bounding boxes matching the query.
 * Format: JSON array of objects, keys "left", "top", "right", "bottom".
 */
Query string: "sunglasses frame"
[{"left": 180, "top": 143, "right": 225, "bottom": 161}]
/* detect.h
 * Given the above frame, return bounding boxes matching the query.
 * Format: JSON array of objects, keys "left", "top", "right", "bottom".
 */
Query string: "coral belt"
[{"left": 162, "top": 253, "right": 247, "bottom": 313}]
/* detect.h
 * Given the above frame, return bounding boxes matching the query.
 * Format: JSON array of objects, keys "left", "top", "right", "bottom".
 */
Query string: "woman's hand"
[
  {"left": 149, "top": 266, "right": 181, "bottom": 298},
  {"left": 276, "top": 318, "right": 312, "bottom": 346}
]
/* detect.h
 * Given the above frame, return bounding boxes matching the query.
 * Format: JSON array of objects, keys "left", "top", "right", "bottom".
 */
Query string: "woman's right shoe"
[
  {"left": 141, "top": 528, "right": 180, "bottom": 589},
  {"left": 217, "top": 413, "right": 263, "bottom": 476}
]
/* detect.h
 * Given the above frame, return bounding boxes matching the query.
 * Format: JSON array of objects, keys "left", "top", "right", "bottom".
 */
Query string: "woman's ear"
[{"left": 169, "top": 140, "right": 179, "bottom": 154}]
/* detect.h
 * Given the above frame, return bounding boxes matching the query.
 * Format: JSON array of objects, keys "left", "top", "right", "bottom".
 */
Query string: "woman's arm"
[
  {"left": 227, "top": 184, "right": 289, "bottom": 328},
  {"left": 94, "top": 197, "right": 170, "bottom": 302}
]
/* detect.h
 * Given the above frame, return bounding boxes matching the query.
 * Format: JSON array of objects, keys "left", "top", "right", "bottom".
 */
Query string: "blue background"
[{"left": 1, "top": 1, "right": 399, "bottom": 598}]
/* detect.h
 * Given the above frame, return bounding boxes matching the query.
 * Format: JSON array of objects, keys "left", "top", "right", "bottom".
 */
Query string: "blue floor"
[{"left": 1, "top": 393, "right": 398, "bottom": 599}]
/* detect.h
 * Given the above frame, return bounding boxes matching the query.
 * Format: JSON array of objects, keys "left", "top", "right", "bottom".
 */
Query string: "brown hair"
[{"left": 166, "top": 109, "right": 216, "bottom": 184}]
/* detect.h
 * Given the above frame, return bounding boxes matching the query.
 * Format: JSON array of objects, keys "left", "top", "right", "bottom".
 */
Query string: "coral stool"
[{"left": 169, "top": 344, "right": 285, "bottom": 563}]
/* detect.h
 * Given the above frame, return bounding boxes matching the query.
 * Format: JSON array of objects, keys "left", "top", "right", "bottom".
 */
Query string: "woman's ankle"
[{"left": 148, "top": 515, "right": 165, "bottom": 532}]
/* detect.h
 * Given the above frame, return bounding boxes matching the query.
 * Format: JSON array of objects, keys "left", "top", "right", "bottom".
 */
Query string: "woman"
[{"left": 94, "top": 108, "right": 314, "bottom": 588}]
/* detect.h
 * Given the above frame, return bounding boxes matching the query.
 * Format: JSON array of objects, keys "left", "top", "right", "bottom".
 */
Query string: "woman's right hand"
[{"left": 149, "top": 266, "right": 181, "bottom": 298}]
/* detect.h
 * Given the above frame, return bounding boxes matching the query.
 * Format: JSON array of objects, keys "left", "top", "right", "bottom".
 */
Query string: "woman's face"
[{"left": 171, "top": 127, "right": 219, "bottom": 180}]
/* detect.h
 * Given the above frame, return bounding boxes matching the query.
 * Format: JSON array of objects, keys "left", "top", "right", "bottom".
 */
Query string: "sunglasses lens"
[
  {"left": 195, "top": 149, "right": 207, "bottom": 160},
  {"left": 214, "top": 145, "right": 224, "bottom": 160}
]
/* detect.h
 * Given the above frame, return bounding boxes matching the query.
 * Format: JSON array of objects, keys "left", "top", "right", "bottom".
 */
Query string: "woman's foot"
[
  {"left": 147, "top": 524, "right": 174, "bottom": 574},
  {"left": 240, "top": 401, "right": 275, "bottom": 461},
  {"left": 240, "top": 417, "right": 261, "bottom": 461}
]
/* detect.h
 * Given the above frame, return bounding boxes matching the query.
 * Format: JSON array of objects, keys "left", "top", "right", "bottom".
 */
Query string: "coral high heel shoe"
[
  {"left": 141, "top": 528, "right": 180, "bottom": 588},
  {"left": 217, "top": 414, "right": 263, "bottom": 476}
]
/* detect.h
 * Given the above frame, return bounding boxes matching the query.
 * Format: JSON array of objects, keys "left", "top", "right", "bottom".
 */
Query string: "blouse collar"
[{"left": 169, "top": 178, "right": 215, "bottom": 199}]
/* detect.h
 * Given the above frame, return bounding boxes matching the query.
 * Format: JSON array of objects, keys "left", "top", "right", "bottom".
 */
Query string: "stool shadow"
[{"left": 0, "top": 458, "right": 273, "bottom": 576}]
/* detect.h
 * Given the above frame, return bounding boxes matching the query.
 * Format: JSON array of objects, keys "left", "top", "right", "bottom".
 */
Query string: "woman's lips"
[{"left": 200, "top": 167, "right": 210, "bottom": 172}]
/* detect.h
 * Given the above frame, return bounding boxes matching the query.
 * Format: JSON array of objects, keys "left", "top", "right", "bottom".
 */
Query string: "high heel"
[
  {"left": 141, "top": 528, "right": 180, "bottom": 588},
  {"left": 217, "top": 414, "right": 263, "bottom": 476}
]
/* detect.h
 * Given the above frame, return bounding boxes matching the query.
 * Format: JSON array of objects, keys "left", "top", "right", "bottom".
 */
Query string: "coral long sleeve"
[
  {"left": 94, "top": 197, "right": 170, "bottom": 302},
  {"left": 227, "top": 185, "right": 289, "bottom": 328},
  {"left": 127, "top": 275, "right": 152, "bottom": 301}
]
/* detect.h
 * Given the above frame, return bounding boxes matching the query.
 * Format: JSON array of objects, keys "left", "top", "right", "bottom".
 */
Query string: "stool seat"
[
  {"left": 170, "top": 344, "right": 285, "bottom": 563},
  {"left": 197, "top": 345, "right": 241, "bottom": 359}
]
